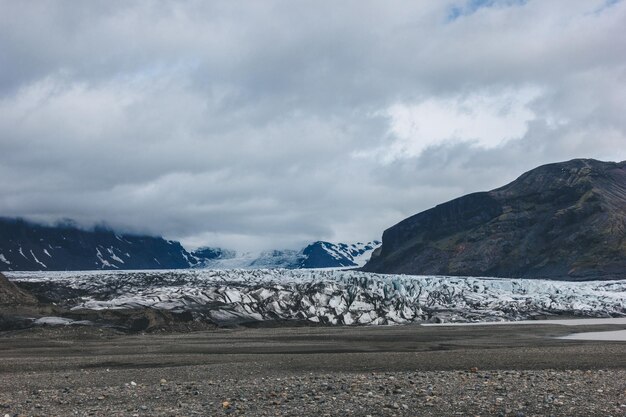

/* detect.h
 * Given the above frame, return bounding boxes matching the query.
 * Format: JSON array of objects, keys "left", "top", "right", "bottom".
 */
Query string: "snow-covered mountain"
[
  {"left": 191, "top": 241, "right": 381, "bottom": 270},
  {"left": 9, "top": 269, "right": 626, "bottom": 326},
  {"left": 0, "top": 218, "right": 193, "bottom": 271},
  {"left": 0, "top": 217, "right": 380, "bottom": 272}
]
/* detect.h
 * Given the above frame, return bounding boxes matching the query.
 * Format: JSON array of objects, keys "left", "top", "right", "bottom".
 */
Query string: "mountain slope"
[
  {"left": 0, "top": 218, "right": 193, "bottom": 271},
  {"left": 0, "top": 272, "right": 37, "bottom": 305},
  {"left": 363, "top": 159, "right": 626, "bottom": 280}
]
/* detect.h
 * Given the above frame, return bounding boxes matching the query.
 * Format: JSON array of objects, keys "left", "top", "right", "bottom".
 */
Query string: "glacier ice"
[{"left": 6, "top": 269, "right": 626, "bottom": 326}]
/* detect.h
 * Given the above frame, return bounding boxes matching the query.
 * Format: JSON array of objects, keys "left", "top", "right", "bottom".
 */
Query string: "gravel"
[
  {"left": 0, "top": 324, "right": 625, "bottom": 416},
  {"left": 1, "top": 369, "right": 625, "bottom": 416}
]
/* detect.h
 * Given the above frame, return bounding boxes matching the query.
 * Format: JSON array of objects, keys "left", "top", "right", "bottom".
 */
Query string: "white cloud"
[{"left": 369, "top": 87, "right": 540, "bottom": 162}]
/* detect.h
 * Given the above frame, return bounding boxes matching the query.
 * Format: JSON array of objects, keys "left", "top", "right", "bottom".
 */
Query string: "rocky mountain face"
[
  {"left": 0, "top": 218, "right": 193, "bottom": 271},
  {"left": 363, "top": 159, "right": 626, "bottom": 281},
  {"left": 191, "top": 241, "right": 380, "bottom": 270}
]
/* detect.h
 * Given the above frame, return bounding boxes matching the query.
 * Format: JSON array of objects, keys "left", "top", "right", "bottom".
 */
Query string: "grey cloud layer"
[{"left": 0, "top": 0, "right": 624, "bottom": 250}]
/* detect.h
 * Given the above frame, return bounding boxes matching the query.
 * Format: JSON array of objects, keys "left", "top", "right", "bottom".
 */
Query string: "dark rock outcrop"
[
  {"left": 0, "top": 272, "right": 37, "bottom": 305},
  {"left": 363, "top": 159, "right": 626, "bottom": 281},
  {"left": 0, "top": 218, "right": 194, "bottom": 271}
]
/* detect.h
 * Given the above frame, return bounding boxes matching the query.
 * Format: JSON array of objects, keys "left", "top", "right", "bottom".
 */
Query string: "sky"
[{"left": 0, "top": 0, "right": 625, "bottom": 251}]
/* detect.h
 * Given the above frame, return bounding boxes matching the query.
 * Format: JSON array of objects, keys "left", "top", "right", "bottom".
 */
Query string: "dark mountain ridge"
[
  {"left": 0, "top": 218, "right": 193, "bottom": 271},
  {"left": 363, "top": 159, "right": 626, "bottom": 281},
  {"left": 0, "top": 217, "right": 379, "bottom": 271}
]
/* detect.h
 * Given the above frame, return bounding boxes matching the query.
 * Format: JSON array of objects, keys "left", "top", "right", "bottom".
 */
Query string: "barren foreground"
[{"left": 0, "top": 323, "right": 625, "bottom": 416}]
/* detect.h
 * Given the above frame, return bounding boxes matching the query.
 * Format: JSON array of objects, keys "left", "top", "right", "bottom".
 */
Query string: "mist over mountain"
[
  {"left": 0, "top": 218, "right": 193, "bottom": 271},
  {"left": 2, "top": 158, "right": 625, "bottom": 279},
  {"left": 0, "top": 217, "right": 379, "bottom": 271},
  {"left": 190, "top": 241, "right": 380, "bottom": 270}
]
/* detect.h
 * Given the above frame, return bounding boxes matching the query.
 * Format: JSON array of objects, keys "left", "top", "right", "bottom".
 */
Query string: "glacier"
[
  {"left": 7, "top": 269, "right": 626, "bottom": 326},
  {"left": 190, "top": 240, "right": 381, "bottom": 269}
]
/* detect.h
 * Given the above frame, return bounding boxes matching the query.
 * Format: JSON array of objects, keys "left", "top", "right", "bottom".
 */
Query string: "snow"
[
  {"left": 34, "top": 317, "right": 75, "bottom": 326},
  {"left": 322, "top": 243, "right": 345, "bottom": 261},
  {"left": 196, "top": 250, "right": 301, "bottom": 269},
  {"left": 96, "top": 248, "right": 116, "bottom": 269},
  {"left": 110, "top": 254, "right": 124, "bottom": 264},
  {"left": 34, "top": 317, "right": 92, "bottom": 326},
  {"left": 6, "top": 269, "right": 625, "bottom": 326},
  {"left": 192, "top": 240, "right": 381, "bottom": 269},
  {"left": 30, "top": 250, "right": 47, "bottom": 269},
  {"left": 346, "top": 241, "right": 381, "bottom": 267},
  {"left": 43, "top": 248, "right": 52, "bottom": 257},
  {"left": 107, "top": 247, "right": 124, "bottom": 264},
  {"left": 313, "top": 240, "right": 381, "bottom": 268},
  {"left": 0, "top": 254, "right": 10, "bottom": 264}
]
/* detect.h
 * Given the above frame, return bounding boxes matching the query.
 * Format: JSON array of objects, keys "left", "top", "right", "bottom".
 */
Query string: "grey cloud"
[{"left": 0, "top": 0, "right": 625, "bottom": 250}]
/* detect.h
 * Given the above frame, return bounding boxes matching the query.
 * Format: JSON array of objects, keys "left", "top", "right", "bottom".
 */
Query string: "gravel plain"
[{"left": 0, "top": 323, "right": 625, "bottom": 416}]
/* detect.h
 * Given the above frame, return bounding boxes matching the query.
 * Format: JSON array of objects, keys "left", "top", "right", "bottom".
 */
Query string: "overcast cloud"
[{"left": 0, "top": 0, "right": 625, "bottom": 250}]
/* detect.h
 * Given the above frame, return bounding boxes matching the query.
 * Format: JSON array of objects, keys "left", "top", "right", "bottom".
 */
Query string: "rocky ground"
[
  {"left": 0, "top": 323, "right": 625, "bottom": 416},
  {"left": 2, "top": 368, "right": 625, "bottom": 417}
]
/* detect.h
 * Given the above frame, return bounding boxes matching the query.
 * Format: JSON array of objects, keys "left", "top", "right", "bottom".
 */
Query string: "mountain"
[
  {"left": 0, "top": 216, "right": 380, "bottom": 272},
  {"left": 191, "top": 241, "right": 381, "bottom": 269},
  {"left": 363, "top": 159, "right": 626, "bottom": 281},
  {"left": 300, "top": 241, "right": 380, "bottom": 268},
  {"left": 0, "top": 218, "right": 194, "bottom": 271}
]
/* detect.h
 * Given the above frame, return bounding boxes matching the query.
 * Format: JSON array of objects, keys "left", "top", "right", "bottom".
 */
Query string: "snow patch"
[
  {"left": 34, "top": 317, "right": 92, "bottom": 326},
  {"left": 96, "top": 248, "right": 116, "bottom": 269},
  {"left": 107, "top": 247, "right": 125, "bottom": 264},
  {"left": 30, "top": 250, "right": 47, "bottom": 269}
]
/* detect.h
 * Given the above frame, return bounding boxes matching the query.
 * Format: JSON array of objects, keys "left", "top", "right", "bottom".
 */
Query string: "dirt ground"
[{"left": 0, "top": 322, "right": 625, "bottom": 416}]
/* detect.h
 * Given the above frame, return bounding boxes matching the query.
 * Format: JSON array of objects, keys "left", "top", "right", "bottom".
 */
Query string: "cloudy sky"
[{"left": 1, "top": 0, "right": 625, "bottom": 251}]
